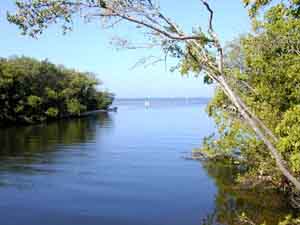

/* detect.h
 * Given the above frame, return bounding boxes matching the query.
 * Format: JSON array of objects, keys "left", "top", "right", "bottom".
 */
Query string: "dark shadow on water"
[
  {"left": 200, "top": 160, "right": 296, "bottom": 225},
  {"left": 0, "top": 112, "right": 113, "bottom": 176}
]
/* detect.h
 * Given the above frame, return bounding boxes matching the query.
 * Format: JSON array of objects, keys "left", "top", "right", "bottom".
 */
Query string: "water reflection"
[
  {"left": 0, "top": 112, "right": 112, "bottom": 175},
  {"left": 200, "top": 161, "right": 295, "bottom": 225},
  {"left": 0, "top": 100, "right": 296, "bottom": 225}
]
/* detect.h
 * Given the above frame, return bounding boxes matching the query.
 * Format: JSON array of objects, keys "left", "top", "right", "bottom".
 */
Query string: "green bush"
[
  {"left": 45, "top": 107, "right": 59, "bottom": 117},
  {"left": 0, "top": 56, "right": 114, "bottom": 125}
]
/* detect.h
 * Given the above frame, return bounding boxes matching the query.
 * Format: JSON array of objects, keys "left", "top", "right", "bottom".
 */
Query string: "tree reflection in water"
[
  {"left": 0, "top": 112, "right": 296, "bottom": 224},
  {"left": 200, "top": 160, "right": 296, "bottom": 225},
  {"left": 0, "top": 112, "right": 112, "bottom": 175}
]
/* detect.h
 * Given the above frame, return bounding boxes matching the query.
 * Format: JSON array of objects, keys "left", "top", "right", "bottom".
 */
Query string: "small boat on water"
[{"left": 144, "top": 100, "right": 150, "bottom": 108}]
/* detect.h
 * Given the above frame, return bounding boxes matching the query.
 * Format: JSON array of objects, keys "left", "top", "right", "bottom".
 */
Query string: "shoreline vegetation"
[
  {"left": 187, "top": 150, "right": 300, "bottom": 224},
  {"left": 4, "top": 0, "right": 300, "bottom": 224},
  {"left": 0, "top": 56, "right": 114, "bottom": 127}
]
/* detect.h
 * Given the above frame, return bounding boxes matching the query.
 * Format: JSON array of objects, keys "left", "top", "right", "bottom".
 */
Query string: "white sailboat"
[{"left": 144, "top": 98, "right": 150, "bottom": 108}]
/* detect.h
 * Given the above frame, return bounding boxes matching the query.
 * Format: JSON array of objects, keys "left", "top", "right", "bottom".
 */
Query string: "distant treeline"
[{"left": 0, "top": 56, "right": 114, "bottom": 125}]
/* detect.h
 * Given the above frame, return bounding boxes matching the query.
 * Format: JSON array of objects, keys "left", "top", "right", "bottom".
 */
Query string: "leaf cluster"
[
  {"left": 0, "top": 56, "right": 114, "bottom": 125},
  {"left": 202, "top": 1, "right": 300, "bottom": 190}
]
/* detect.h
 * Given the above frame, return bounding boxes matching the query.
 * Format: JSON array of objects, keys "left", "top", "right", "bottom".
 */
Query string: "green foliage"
[
  {"left": 276, "top": 106, "right": 300, "bottom": 173},
  {"left": 27, "top": 95, "right": 42, "bottom": 107},
  {"left": 198, "top": 1, "right": 300, "bottom": 191},
  {"left": 243, "top": 0, "right": 300, "bottom": 17},
  {"left": 7, "top": 0, "right": 75, "bottom": 37},
  {"left": 278, "top": 215, "right": 300, "bottom": 225},
  {"left": 243, "top": 0, "right": 272, "bottom": 16},
  {"left": 0, "top": 56, "right": 114, "bottom": 125},
  {"left": 66, "top": 98, "right": 85, "bottom": 116},
  {"left": 45, "top": 107, "right": 59, "bottom": 117},
  {"left": 45, "top": 88, "right": 58, "bottom": 100},
  {"left": 6, "top": 0, "right": 300, "bottom": 221}
]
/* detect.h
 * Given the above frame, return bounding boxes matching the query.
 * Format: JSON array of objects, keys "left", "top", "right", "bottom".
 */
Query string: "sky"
[{"left": 0, "top": 0, "right": 251, "bottom": 98}]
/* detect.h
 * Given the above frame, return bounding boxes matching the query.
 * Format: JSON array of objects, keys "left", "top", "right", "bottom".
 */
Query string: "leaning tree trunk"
[
  {"left": 216, "top": 75, "right": 300, "bottom": 191},
  {"left": 9, "top": 0, "right": 299, "bottom": 191}
]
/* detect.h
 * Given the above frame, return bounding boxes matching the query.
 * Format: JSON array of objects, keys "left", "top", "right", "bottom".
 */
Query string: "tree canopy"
[
  {"left": 196, "top": 1, "right": 300, "bottom": 213},
  {"left": 0, "top": 56, "right": 114, "bottom": 125}
]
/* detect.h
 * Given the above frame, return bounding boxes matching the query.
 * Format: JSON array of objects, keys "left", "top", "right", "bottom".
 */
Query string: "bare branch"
[
  {"left": 98, "top": 10, "right": 202, "bottom": 41},
  {"left": 200, "top": 0, "right": 224, "bottom": 73},
  {"left": 129, "top": 55, "right": 163, "bottom": 70}
]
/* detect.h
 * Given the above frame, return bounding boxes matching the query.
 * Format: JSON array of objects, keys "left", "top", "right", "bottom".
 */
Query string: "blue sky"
[{"left": 0, "top": 0, "right": 250, "bottom": 98}]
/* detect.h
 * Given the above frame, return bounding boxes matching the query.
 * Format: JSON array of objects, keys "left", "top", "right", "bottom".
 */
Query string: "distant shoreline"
[{"left": 115, "top": 97, "right": 211, "bottom": 100}]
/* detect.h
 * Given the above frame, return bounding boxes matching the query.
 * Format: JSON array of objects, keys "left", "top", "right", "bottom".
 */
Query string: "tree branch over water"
[{"left": 7, "top": 0, "right": 300, "bottom": 191}]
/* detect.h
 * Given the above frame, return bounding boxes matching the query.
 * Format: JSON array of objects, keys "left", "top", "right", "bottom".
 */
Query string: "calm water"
[{"left": 0, "top": 99, "right": 294, "bottom": 225}]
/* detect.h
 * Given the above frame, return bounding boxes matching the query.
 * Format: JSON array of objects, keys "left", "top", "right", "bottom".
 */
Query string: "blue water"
[
  {"left": 1, "top": 98, "right": 293, "bottom": 225},
  {"left": 0, "top": 98, "right": 219, "bottom": 225}
]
